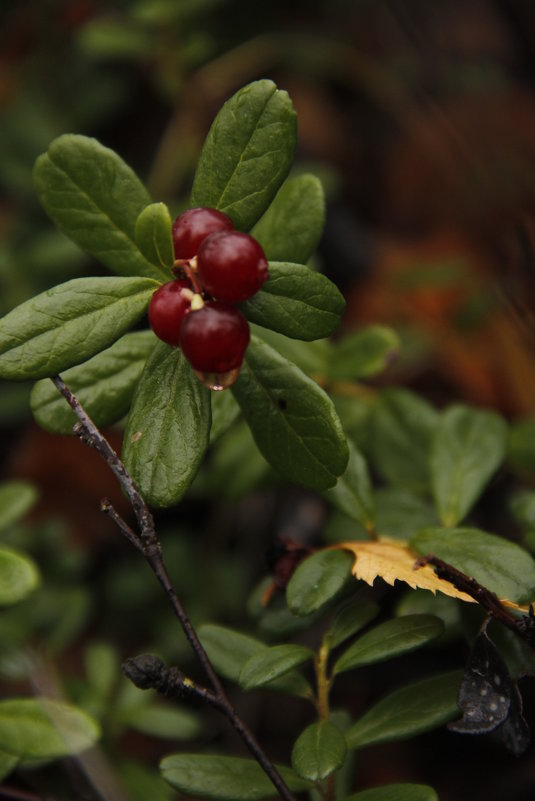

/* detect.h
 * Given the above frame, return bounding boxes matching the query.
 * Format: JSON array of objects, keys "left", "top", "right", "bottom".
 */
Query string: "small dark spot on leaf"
[{"left": 278, "top": 398, "right": 287, "bottom": 411}]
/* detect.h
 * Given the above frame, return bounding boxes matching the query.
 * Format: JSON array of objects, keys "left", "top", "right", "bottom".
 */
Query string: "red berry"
[
  {"left": 172, "top": 207, "right": 234, "bottom": 260},
  {"left": 179, "top": 301, "right": 250, "bottom": 373},
  {"left": 148, "top": 279, "right": 192, "bottom": 346},
  {"left": 196, "top": 230, "right": 269, "bottom": 303}
]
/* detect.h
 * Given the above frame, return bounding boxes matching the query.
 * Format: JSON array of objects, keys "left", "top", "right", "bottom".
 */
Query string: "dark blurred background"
[{"left": 2, "top": 2, "right": 535, "bottom": 800}]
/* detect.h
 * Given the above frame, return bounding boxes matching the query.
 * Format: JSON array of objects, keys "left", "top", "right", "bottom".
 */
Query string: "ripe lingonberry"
[
  {"left": 148, "top": 279, "right": 193, "bottom": 346},
  {"left": 196, "top": 230, "right": 269, "bottom": 303},
  {"left": 179, "top": 301, "right": 250, "bottom": 377},
  {"left": 172, "top": 207, "right": 234, "bottom": 260}
]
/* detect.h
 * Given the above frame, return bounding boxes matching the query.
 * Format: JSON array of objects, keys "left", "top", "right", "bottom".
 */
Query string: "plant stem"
[
  {"left": 315, "top": 640, "right": 332, "bottom": 721},
  {"left": 50, "top": 375, "right": 297, "bottom": 801}
]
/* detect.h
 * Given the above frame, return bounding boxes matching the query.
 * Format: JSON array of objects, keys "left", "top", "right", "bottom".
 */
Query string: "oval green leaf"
[
  {"left": 190, "top": 80, "right": 297, "bottom": 232},
  {"left": 0, "top": 547, "right": 40, "bottom": 606},
  {"left": 333, "top": 615, "right": 444, "bottom": 675},
  {"left": 198, "top": 624, "right": 311, "bottom": 698},
  {"left": 0, "top": 481, "right": 39, "bottom": 532},
  {"left": 431, "top": 404, "right": 507, "bottom": 527},
  {"left": 370, "top": 389, "right": 439, "bottom": 493},
  {"left": 0, "top": 750, "right": 18, "bottom": 782},
  {"left": 160, "top": 754, "right": 310, "bottom": 801},
  {"left": 0, "top": 698, "right": 100, "bottom": 759},
  {"left": 286, "top": 549, "right": 354, "bottom": 617},
  {"left": 33, "top": 134, "right": 166, "bottom": 280},
  {"left": 122, "top": 341, "right": 211, "bottom": 507},
  {"left": 0, "top": 277, "right": 158, "bottom": 381},
  {"left": 31, "top": 331, "right": 156, "bottom": 434},
  {"left": 325, "top": 440, "right": 375, "bottom": 531},
  {"left": 327, "top": 598, "right": 380, "bottom": 650},
  {"left": 251, "top": 325, "right": 329, "bottom": 375},
  {"left": 327, "top": 326, "right": 400, "bottom": 381},
  {"left": 345, "top": 671, "right": 462, "bottom": 750},
  {"left": 239, "top": 644, "right": 314, "bottom": 691},
  {"left": 346, "top": 783, "right": 438, "bottom": 801},
  {"left": 135, "top": 202, "right": 174, "bottom": 269},
  {"left": 250, "top": 174, "right": 325, "bottom": 264},
  {"left": 291, "top": 720, "right": 347, "bottom": 782},
  {"left": 123, "top": 703, "right": 202, "bottom": 740},
  {"left": 410, "top": 526, "right": 535, "bottom": 603},
  {"left": 231, "top": 337, "right": 348, "bottom": 490},
  {"left": 240, "top": 263, "right": 345, "bottom": 341},
  {"left": 372, "top": 489, "right": 440, "bottom": 541},
  {"left": 210, "top": 388, "right": 241, "bottom": 443}
]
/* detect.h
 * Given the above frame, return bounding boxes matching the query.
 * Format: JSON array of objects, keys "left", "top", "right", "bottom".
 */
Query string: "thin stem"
[
  {"left": 315, "top": 640, "right": 332, "bottom": 721},
  {"left": 50, "top": 375, "right": 297, "bottom": 801}
]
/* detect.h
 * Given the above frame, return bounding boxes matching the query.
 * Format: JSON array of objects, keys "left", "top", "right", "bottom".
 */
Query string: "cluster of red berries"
[{"left": 148, "top": 207, "right": 269, "bottom": 389}]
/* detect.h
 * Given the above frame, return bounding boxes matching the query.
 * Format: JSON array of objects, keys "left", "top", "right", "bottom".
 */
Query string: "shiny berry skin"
[
  {"left": 148, "top": 279, "right": 192, "bottom": 346},
  {"left": 172, "top": 207, "right": 234, "bottom": 260},
  {"left": 179, "top": 301, "right": 250, "bottom": 373},
  {"left": 196, "top": 230, "right": 269, "bottom": 303}
]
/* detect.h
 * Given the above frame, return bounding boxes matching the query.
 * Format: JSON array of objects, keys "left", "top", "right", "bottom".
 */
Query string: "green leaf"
[
  {"left": 0, "top": 548, "right": 40, "bottom": 606},
  {"left": 210, "top": 388, "right": 241, "bottom": 443},
  {"left": 251, "top": 325, "right": 329, "bottom": 375},
  {"left": 124, "top": 704, "right": 202, "bottom": 740},
  {"left": 372, "top": 489, "right": 440, "bottom": 541},
  {"left": 200, "top": 421, "right": 271, "bottom": 499},
  {"left": 333, "top": 615, "right": 444, "bottom": 675},
  {"left": 240, "top": 263, "right": 345, "bottom": 341},
  {"left": 31, "top": 331, "right": 156, "bottom": 434},
  {"left": 509, "top": 417, "right": 535, "bottom": 479},
  {"left": 161, "top": 754, "right": 309, "bottom": 801},
  {"left": 84, "top": 642, "right": 120, "bottom": 699},
  {"left": 0, "top": 698, "right": 100, "bottom": 759},
  {"left": 0, "top": 750, "right": 18, "bottom": 782},
  {"left": 231, "top": 337, "right": 348, "bottom": 490},
  {"left": 411, "top": 527, "right": 535, "bottom": 603},
  {"left": 0, "top": 481, "right": 39, "bottom": 532},
  {"left": 345, "top": 671, "right": 462, "bottom": 750},
  {"left": 135, "top": 202, "right": 174, "bottom": 269},
  {"left": 327, "top": 326, "right": 400, "bottom": 381},
  {"left": 286, "top": 549, "right": 354, "bottom": 617},
  {"left": 33, "top": 134, "right": 165, "bottom": 280},
  {"left": 369, "top": 389, "right": 439, "bottom": 493},
  {"left": 510, "top": 490, "right": 535, "bottom": 531},
  {"left": 345, "top": 783, "right": 438, "bottom": 801},
  {"left": 0, "top": 277, "right": 158, "bottom": 381},
  {"left": 198, "top": 624, "right": 312, "bottom": 698},
  {"left": 431, "top": 405, "right": 508, "bottom": 526},
  {"left": 239, "top": 644, "right": 314, "bottom": 691},
  {"left": 122, "top": 341, "right": 211, "bottom": 507},
  {"left": 291, "top": 720, "right": 347, "bottom": 782},
  {"left": 325, "top": 440, "right": 375, "bottom": 531},
  {"left": 327, "top": 598, "right": 380, "bottom": 650},
  {"left": 250, "top": 174, "right": 325, "bottom": 264},
  {"left": 190, "top": 80, "right": 297, "bottom": 232}
]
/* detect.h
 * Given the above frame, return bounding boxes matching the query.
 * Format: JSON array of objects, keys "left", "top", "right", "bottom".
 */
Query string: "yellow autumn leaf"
[{"left": 333, "top": 539, "right": 529, "bottom": 611}]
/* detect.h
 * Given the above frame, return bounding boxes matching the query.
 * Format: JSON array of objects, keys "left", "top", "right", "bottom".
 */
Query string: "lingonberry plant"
[{"left": 1, "top": 80, "right": 535, "bottom": 800}]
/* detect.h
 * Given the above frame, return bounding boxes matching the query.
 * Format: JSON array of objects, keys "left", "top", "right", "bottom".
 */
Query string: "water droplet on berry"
[{"left": 195, "top": 367, "right": 241, "bottom": 390}]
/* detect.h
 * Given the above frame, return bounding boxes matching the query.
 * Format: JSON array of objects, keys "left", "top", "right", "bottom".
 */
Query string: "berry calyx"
[
  {"left": 172, "top": 207, "right": 234, "bottom": 260},
  {"left": 196, "top": 230, "right": 269, "bottom": 303},
  {"left": 179, "top": 301, "right": 250, "bottom": 378},
  {"left": 148, "top": 279, "right": 193, "bottom": 346}
]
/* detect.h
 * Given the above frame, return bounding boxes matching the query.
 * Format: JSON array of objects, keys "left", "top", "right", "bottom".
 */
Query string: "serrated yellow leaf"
[{"left": 334, "top": 539, "right": 476, "bottom": 603}]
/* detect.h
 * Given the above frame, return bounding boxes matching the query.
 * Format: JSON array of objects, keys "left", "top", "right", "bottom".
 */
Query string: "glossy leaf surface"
[
  {"left": 291, "top": 720, "right": 347, "bottom": 782},
  {"left": 327, "top": 598, "right": 380, "bottom": 650},
  {"left": 231, "top": 337, "right": 348, "bottom": 490},
  {"left": 250, "top": 174, "right": 325, "bottom": 264},
  {"left": 33, "top": 134, "right": 165, "bottom": 280},
  {"left": 239, "top": 644, "right": 313, "bottom": 691},
  {"left": 345, "top": 784, "right": 438, "bottom": 801},
  {"left": 431, "top": 405, "right": 507, "bottom": 526},
  {"left": 411, "top": 527, "right": 535, "bottom": 603},
  {"left": 31, "top": 331, "right": 156, "bottom": 434},
  {"left": 190, "top": 80, "right": 296, "bottom": 232},
  {"left": 240, "top": 262, "right": 345, "bottom": 341},
  {"left": 0, "top": 277, "right": 157, "bottom": 380},
  {"left": 345, "top": 671, "right": 462, "bottom": 750},
  {"left": 286, "top": 549, "right": 354, "bottom": 617},
  {"left": 333, "top": 615, "right": 443, "bottom": 675},
  {"left": 161, "top": 754, "right": 309, "bottom": 801},
  {"left": 325, "top": 440, "right": 375, "bottom": 531},
  {"left": 135, "top": 202, "right": 174, "bottom": 268},
  {"left": 122, "top": 341, "right": 211, "bottom": 507}
]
